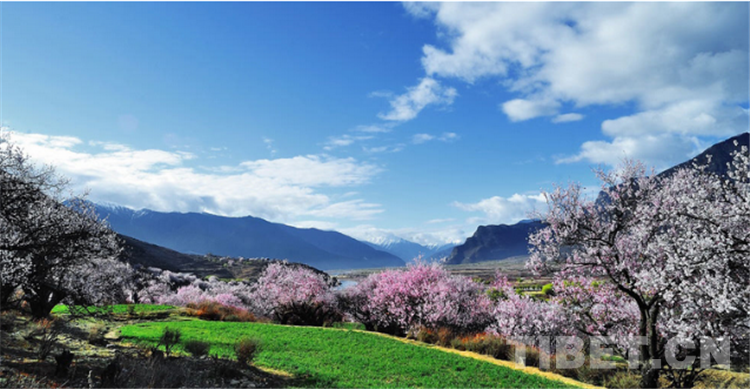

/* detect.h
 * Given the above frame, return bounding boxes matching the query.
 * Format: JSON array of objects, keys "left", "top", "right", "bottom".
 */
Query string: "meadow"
[{"left": 120, "top": 319, "right": 582, "bottom": 389}]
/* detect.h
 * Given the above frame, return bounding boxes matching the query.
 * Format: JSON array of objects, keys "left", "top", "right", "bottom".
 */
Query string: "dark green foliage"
[
  {"left": 273, "top": 301, "right": 342, "bottom": 327},
  {"left": 234, "top": 337, "right": 261, "bottom": 365},
  {"left": 184, "top": 340, "right": 211, "bottom": 357},
  {"left": 159, "top": 326, "right": 181, "bottom": 357}
]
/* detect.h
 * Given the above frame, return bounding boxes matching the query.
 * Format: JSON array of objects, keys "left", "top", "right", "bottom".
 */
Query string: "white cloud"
[
  {"left": 552, "top": 113, "right": 584, "bottom": 123},
  {"left": 406, "top": 2, "right": 749, "bottom": 167},
  {"left": 378, "top": 77, "right": 458, "bottom": 122},
  {"left": 438, "top": 132, "right": 459, "bottom": 142},
  {"left": 413, "top": 132, "right": 460, "bottom": 144},
  {"left": 453, "top": 193, "right": 547, "bottom": 225},
  {"left": 323, "top": 134, "right": 373, "bottom": 150},
  {"left": 501, "top": 99, "right": 560, "bottom": 122},
  {"left": 425, "top": 218, "right": 455, "bottom": 224},
  {"left": 262, "top": 137, "right": 277, "bottom": 155},
  {"left": 9, "top": 131, "right": 384, "bottom": 222},
  {"left": 354, "top": 124, "right": 393, "bottom": 134},
  {"left": 412, "top": 133, "right": 434, "bottom": 144},
  {"left": 555, "top": 133, "right": 701, "bottom": 171},
  {"left": 363, "top": 144, "right": 405, "bottom": 154}
]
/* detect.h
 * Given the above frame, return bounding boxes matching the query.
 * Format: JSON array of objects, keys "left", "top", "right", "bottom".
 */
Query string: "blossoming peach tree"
[
  {"left": 0, "top": 134, "right": 134, "bottom": 318},
  {"left": 341, "top": 262, "right": 493, "bottom": 336},
  {"left": 529, "top": 143, "right": 749, "bottom": 388}
]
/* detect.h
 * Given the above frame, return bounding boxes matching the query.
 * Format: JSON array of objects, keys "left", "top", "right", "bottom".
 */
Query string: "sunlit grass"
[{"left": 121, "top": 320, "right": 581, "bottom": 388}]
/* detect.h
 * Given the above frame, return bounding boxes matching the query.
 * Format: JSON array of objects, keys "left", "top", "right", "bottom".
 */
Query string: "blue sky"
[{"left": 2, "top": 2, "right": 748, "bottom": 245}]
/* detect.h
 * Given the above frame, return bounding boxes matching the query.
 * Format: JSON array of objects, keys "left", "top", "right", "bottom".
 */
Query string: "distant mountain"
[
  {"left": 364, "top": 239, "right": 457, "bottom": 263},
  {"left": 95, "top": 205, "right": 405, "bottom": 270},
  {"left": 445, "top": 220, "right": 544, "bottom": 265},
  {"left": 445, "top": 132, "right": 749, "bottom": 265}
]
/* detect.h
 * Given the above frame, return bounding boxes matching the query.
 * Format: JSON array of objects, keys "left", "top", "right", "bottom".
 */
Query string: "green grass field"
[
  {"left": 52, "top": 304, "right": 175, "bottom": 315},
  {"left": 121, "top": 320, "right": 580, "bottom": 388}
]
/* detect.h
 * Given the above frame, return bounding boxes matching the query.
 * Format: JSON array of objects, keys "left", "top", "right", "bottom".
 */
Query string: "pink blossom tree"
[
  {"left": 250, "top": 261, "right": 338, "bottom": 324},
  {"left": 486, "top": 273, "right": 569, "bottom": 343},
  {"left": 342, "top": 262, "right": 492, "bottom": 336},
  {"left": 529, "top": 143, "right": 750, "bottom": 387}
]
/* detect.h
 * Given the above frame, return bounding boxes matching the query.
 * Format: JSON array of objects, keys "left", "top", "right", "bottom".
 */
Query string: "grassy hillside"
[{"left": 121, "top": 320, "right": 581, "bottom": 388}]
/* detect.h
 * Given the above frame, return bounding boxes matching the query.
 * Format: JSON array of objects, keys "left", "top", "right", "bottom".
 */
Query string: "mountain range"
[
  {"left": 98, "top": 132, "right": 747, "bottom": 271},
  {"left": 363, "top": 239, "right": 456, "bottom": 263},
  {"left": 95, "top": 205, "right": 404, "bottom": 271}
]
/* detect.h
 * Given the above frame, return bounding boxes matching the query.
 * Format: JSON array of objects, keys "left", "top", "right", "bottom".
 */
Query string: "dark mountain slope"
[{"left": 445, "top": 221, "right": 544, "bottom": 265}]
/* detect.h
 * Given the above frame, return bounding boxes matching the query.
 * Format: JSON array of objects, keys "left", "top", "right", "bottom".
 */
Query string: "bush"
[
  {"left": 0, "top": 310, "right": 16, "bottom": 332},
  {"left": 459, "top": 334, "right": 514, "bottom": 361},
  {"left": 185, "top": 301, "right": 258, "bottom": 322},
  {"left": 603, "top": 371, "right": 641, "bottom": 389},
  {"left": 273, "top": 301, "right": 342, "bottom": 327},
  {"left": 436, "top": 327, "right": 455, "bottom": 347},
  {"left": 542, "top": 283, "right": 555, "bottom": 296},
  {"left": 33, "top": 318, "right": 61, "bottom": 361},
  {"left": 234, "top": 337, "right": 261, "bottom": 365},
  {"left": 450, "top": 337, "right": 466, "bottom": 350},
  {"left": 414, "top": 327, "right": 438, "bottom": 344},
  {"left": 159, "top": 327, "right": 181, "bottom": 357},
  {"left": 88, "top": 323, "right": 107, "bottom": 346},
  {"left": 184, "top": 340, "right": 211, "bottom": 357}
]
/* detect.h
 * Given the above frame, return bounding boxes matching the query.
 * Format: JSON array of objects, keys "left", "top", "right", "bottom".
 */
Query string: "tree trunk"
[
  {"left": 640, "top": 365, "right": 660, "bottom": 389},
  {"left": 25, "top": 284, "right": 66, "bottom": 319},
  {"left": 640, "top": 304, "right": 662, "bottom": 388}
]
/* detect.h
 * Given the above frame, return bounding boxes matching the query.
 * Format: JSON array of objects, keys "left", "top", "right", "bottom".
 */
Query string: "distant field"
[
  {"left": 52, "top": 304, "right": 175, "bottom": 315},
  {"left": 121, "top": 320, "right": 580, "bottom": 388},
  {"left": 334, "top": 256, "right": 554, "bottom": 284}
]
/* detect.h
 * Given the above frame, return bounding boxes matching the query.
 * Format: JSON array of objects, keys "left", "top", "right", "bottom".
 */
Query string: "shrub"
[
  {"left": 88, "top": 323, "right": 107, "bottom": 346},
  {"left": 33, "top": 318, "right": 61, "bottom": 361},
  {"left": 603, "top": 371, "right": 641, "bottom": 389},
  {"left": 450, "top": 337, "right": 466, "bottom": 351},
  {"left": 234, "top": 337, "right": 261, "bottom": 365},
  {"left": 184, "top": 340, "right": 211, "bottom": 357},
  {"left": 436, "top": 327, "right": 455, "bottom": 347},
  {"left": 541, "top": 283, "right": 555, "bottom": 296},
  {"left": 459, "top": 333, "right": 514, "bottom": 361},
  {"left": 159, "top": 327, "right": 181, "bottom": 357},
  {"left": 0, "top": 310, "right": 16, "bottom": 332},
  {"left": 415, "top": 327, "right": 438, "bottom": 344},
  {"left": 273, "top": 301, "right": 342, "bottom": 327},
  {"left": 186, "top": 301, "right": 258, "bottom": 322}
]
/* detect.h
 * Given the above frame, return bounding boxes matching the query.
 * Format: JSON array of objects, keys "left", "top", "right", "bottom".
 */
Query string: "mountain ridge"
[{"left": 95, "top": 206, "right": 404, "bottom": 270}]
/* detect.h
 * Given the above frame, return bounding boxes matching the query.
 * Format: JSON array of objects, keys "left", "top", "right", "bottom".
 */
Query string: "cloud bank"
[
  {"left": 406, "top": 2, "right": 749, "bottom": 167},
  {"left": 8, "top": 131, "right": 384, "bottom": 222}
]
